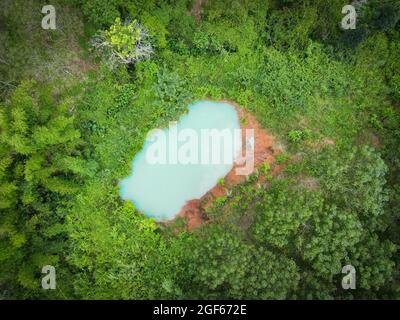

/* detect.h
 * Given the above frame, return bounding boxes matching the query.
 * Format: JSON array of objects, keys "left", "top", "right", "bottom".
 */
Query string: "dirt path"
[
  {"left": 177, "top": 100, "right": 283, "bottom": 230},
  {"left": 190, "top": 0, "right": 205, "bottom": 22}
]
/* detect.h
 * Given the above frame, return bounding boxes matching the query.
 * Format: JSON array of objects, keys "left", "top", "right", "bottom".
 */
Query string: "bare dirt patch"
[{"left": 190, "top": 0, "right": 206, "bottom": 22}]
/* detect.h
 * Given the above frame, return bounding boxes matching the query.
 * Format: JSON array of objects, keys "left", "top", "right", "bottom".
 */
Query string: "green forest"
[{"left": 0, "top": 0, "right": 399, "bottom": 299}]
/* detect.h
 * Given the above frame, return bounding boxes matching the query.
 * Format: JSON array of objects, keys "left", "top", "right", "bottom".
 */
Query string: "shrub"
[
  {"left": 91, "top": 17, "right": 153, "bottom": 67},
  {"left": 79, "top": 0, "right": 122, "bottom": 28},
  {"left": 288, "top": 129, "right": 311, "bottom": 143}
]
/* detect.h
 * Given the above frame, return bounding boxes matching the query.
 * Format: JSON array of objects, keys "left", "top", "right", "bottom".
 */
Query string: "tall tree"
[{"left": 0, "top": 81, "right": 89, "bottom": 298}]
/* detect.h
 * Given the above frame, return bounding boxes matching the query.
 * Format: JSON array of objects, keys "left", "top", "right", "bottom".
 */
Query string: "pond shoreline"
[{"left": 174, "top": 99, "right": 282, "bottom": 230}]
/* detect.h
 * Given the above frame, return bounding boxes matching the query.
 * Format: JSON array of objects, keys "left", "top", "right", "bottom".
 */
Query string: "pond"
[{"left": 119, "top": 100, "right": 241, "bottom": 221}]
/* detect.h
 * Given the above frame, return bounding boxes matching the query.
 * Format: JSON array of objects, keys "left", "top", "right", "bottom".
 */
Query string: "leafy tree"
[
  {"left": 91, "top": 17, "right": 153, "bottom": 67},
  {"left": 303, "top": 146, "right": 396, "bottom": 293},
  {"left": 348, "top": 233, "right": 396, "bottom": 291},
  {"left": 363, "top": 0, "right": 400, "bottom": 32},
  {"left": 185, "top": 226, "right": 299, "bottom": 299},
  {"left": 192, "top": 31, "right": 225, "bottom": 55},
  {"left": 253, "top": 180, "right": 317, "bottom": 248},
  {"left": 0, "top": 81, "right": 89, "bottom": 298},
  {"left": 79, "top": 0, "right": 122, "bottom": 28},
  {"left": 310, "top": 146, "right": 388, "bottom": 231},
  {"left": 68, "top": 192, "right": 188, "bottom": 299},
  {"left": 298, "top": 204, "right": 363, "bottom": 278}
]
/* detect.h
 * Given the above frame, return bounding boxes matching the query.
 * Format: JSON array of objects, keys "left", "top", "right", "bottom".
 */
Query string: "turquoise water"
[{"left": 120, "top": 100, "right": 241, "bottom": 221}]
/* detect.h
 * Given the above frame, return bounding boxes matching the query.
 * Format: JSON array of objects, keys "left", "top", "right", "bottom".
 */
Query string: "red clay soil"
[{"left": 177, "top": 100, "right": 282, "bottom": 230}]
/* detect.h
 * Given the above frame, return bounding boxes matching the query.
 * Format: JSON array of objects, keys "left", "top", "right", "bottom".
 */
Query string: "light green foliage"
[
  {"left": 106, "top": 18, "right": 143, "bottom": 58},
  {"left": 92, "top": 18, "right": 153, "bottom": 65},
  {"left": 64, "top": 63, "right": 194, "bottom": 298},
  {"left": 69, "top": 195, "right": 187, "bottom": 299},
  {"left": 192, "top": 31, "right": 225, "bottom": 55},
  {"left": 288, "top": 129, "right": 312, "bottom": 144},
  {"left": 142, "top": 12, "right": 169, "bottom": 49}
]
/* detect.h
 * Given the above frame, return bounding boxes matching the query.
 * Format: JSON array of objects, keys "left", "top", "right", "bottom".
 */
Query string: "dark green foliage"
[
  {"left": 309, "top": 146, "right": 388, "bottom": 231},
  {"left": 185, "top": 226, "right": 299, "bottom": 299},
  {"left": 340, "top": 0, "right": 400, "bottom": 48},
  {"left": 253, "top": 180, "right": 317, "bottom": 248},
  {"left": 79, "top": 0, "right": 122, "bottom": 27},
  {"left": 211, "top": 145, "right": 397, "bottom": 298},
  {"left": 364, "top": 0, "right": 400, "bottom": 32},
  {"left": 302, "top": 146, "right": 396, "bottom": 293}
]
